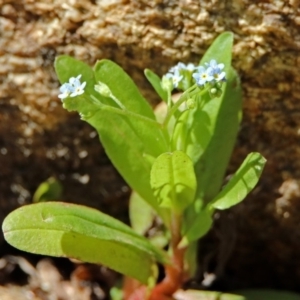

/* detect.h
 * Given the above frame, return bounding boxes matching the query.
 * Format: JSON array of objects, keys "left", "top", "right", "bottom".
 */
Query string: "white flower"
[
  {"left": 165, "top": 71, "right": 183, "bottom": 88},
  {"left": 169, "top": 62, "right": 196, "bottom": 73},
  {"left": 69, "top": 75, "right": 82, "bottom": 86},
  {"left": 70, "top": 80, "right": 86, "bottom": 97},
  {"left": 58, "top": 74, "right": 86, "bottom": 100},
  {"left": 169, "top": 65, "right": 180, "bottom": 74},
  {"left": 180, "top": 62, "right": 197, "bottom": 72},
  {"left": 58, "top": 83, "right": 73, "bottom": 99}
]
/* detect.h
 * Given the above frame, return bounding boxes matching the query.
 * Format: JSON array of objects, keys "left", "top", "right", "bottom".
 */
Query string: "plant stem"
[
  {"left": 90, "top": 95, "right": 162, "bottom": 128},
  {"left": 149, "top": 211, "right": 185, "bottom": 299},
  {"left": 162, "top": 86, "right": 207, "bottom": 128},
  {"left": 167, "top": 89, "right": 172, "bottom": 111}
]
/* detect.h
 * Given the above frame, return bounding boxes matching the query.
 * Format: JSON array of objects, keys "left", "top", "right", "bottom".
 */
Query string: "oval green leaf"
[
  {"left": 150, "top": 151, "right": 196, "bottom": 212},
  {"left": 129, "top": 191, "right": 155, "bottom": 235},
  {"left": 180, "top": 208, "right": 213, "bottom": 246},
  {"left": 129, "top": 191, "right": 169, "bottom": 249},
  {"left": 94, "top": 60, "right": 155, "bottom": 119},
  {"left": 194, "top": 67, "right": 242, "bottom": 204},
  {"left": 211, "top": 152, "right": 266, "bottom": 210},
  {"left": 2, "top": 202, "right": 169, "bottom": 284},
  {"left": 200, "top": 31, "right": 234, "bottom": 67},
  {"left": 195, "top": 32, "right": 241, "bottom": 203}
]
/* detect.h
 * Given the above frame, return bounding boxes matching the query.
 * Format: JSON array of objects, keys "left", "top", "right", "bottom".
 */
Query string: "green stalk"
[
  {"left": 163, "top": 85, "right": 207, "bottom": 128},
  {"left": 90, "top": 95, "right": 162, "bottom": 128}
]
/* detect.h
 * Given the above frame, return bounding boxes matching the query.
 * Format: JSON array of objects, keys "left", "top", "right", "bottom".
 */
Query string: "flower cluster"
[
  {"left": 58, "top": 75, "right": 86, "bottom": 100},
  {"left": 163, "top": 60, "right": 226, "bottom": 91},
  {"left": 163, "top": 62, "right": 197, "bottom": 89},
  {"left": 193, "top": 59, "right": 225, "bottom": 87},
  {"left": 169, "top": 62, "right": 197, "bottom": 74}
]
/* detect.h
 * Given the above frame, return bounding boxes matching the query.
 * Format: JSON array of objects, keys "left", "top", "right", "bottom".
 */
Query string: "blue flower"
[
  {"left": 205, "top": 59, "right": 226, "bottom": 82},
  {"left": 164, "top": 60, "right": 225, "bottom": 89},
  {"left": 164, "top": 62, "right": 197, "bottom": 90},
  {"left": 205, "top": 59, "right": 224, "bottom": 72},
  {"left": 192, "top": 60, "right": 226, "bottom": 87},
  {"left": 211, "top": 69, "right": 226, "bottom": 82},
  {"left": 58, "top": 74, "right": 86, "bottom": 100},
  {"left": 192, "top": 66, "right": 214, "bottom": 86}
]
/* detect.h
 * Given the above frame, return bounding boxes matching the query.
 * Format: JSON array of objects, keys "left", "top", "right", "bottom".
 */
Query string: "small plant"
[{"left": 2, "top": 32, "right": 266, "bottom": 299}]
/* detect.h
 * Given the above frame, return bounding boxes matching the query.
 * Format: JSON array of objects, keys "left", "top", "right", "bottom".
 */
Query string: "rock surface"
[{"left": 1, "top": 0, "right": 300, "bottom": 291}]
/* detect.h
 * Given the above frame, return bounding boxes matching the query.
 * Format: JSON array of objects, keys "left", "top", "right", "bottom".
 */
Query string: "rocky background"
[{"left": 1, "top": 0, "right": 300, "bottom": 297}]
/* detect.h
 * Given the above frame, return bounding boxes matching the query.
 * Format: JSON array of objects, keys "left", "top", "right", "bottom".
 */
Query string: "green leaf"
[
  {"left": 171, "top": 107, "right": 207, "bottom": 165},
  {"left": 178, "top": 32, "right": 242, "bottom": 243},
  {"left": 129, "top": 191, "right": 169, "bottom": 248},
  {"left": 211, "top": 153, "right": 266, "bottom": 210},
  {"left": 180, "top": 208, "right": 213, "bottom": 246},
  {"left": 55, "top": 55, "right": 99, "bottom": 101},
  {"left": 234, "top": 289, "right": 300, "bottom": 300},
  {"left": 88, "top": 110, "right": 170, "bottom": 221},
  {"left": 55, "top": 57, "right": 170, "bottom": 222},
  {"left": 91, "top": 60, "right": 169, "bottom": 217},
  {"left": 3, "top": 202, "right": 169, "bottom": 284},
  {"left": 172, "top": 32, "right": 242, "bottom": 206},
  {"left": 144, "top": 69, "right": 168, "bottom": 102},
  {"left": 150, "top": 151, "right": 197, "bottom": 212},
  {"left": 199, "top": 31, "right": 234, "bottom": 66},
  {"left": 129, "top": 191, "right": 155, "bottom": 235},
  {"left": 193, "top": 66, "right": 242, "bottom": 204},
  {"left": 183, "top": 241, "right": 198, "bottom": 277},
  {"left": 94, "top": 60, "right": 155, "bottom": 119},
  {"left": 54, "top": 55, "right": 108, "bottom": 118},
  {"left": 195, "top": 32, "right": 242, "bottom": 204},
  {"left": 33, "top": 177, "right": 62, "bottom": 203}
]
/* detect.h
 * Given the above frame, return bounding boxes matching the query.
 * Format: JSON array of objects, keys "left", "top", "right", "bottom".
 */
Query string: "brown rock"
[{"left": 1, "top": 0, "right": 300, "bottom": 291}]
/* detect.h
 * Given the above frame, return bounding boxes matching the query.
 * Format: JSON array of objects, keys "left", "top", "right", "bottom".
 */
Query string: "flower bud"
[
  {"left": 209, "top": 87, "right": 222, "bottom": 98},
  {"left": 161, "top": 75, "right": 174, "bottom": 92},
  {"left": 186, "top": 98, "right": 196, "bottom": 109},
  {"left": 94, "top": 82, "right": 112, "bottom": 98}
]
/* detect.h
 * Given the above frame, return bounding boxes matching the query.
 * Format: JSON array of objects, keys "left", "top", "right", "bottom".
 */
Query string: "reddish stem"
[
  {"left": 125, "top": 212, "right": 186, "bottom": 300},
  {"left": 149, "top": 212, "right": 185, "bottom": 299}
]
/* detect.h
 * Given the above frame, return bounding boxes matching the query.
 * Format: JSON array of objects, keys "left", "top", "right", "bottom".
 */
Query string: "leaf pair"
[{"left": 180, "top": 152, "right": 266, "bottom": 247}]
